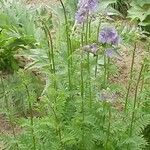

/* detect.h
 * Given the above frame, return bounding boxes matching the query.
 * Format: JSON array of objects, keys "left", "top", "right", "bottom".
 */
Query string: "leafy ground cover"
[{"left": 0, "top": 0, "right": 150, "bottom": 150}]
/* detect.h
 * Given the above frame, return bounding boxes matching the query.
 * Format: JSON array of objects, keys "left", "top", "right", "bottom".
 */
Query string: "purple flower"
[
  {"left": 75, "top": 0, "right": 98, "bottom": 24},
  {"left": 105, "top": 48, "right": 121, "bottom": 58},
  {"left": 87, "top": 0, "right": 98, "bottom": 11},
  {"left": 100, "top": 89, "right": 116, "bottom": 103},
  {"left": 82, "top": 43, "right": 98, "bottom": 55},
  {"left": 99, "top": 27, "right": 120, "bottom": 45},
  {"left": 105, "top": 48, "right": 116, "bottom": 58},
  {"left": 75, "top": 6, "right": 88, "bottom": 24}
]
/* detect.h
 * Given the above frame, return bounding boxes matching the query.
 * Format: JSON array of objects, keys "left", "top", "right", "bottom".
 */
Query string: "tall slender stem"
[
  {"left": 95, "top": 19, "right": 101, "bottom": 77},
  {"left": 129, "top": 63, "right": 144, "bottom": 136},
  {"left": 124, "top": 44, "right": 136, "bottom": 112},
  {"left": 107, "top": 58, "right": 110, "bottom": 81},
  {"left": 85, "top": 14, "right": 92, "bottom": 108},
  {"left": 138, "top": 63, "right": 146, "bottom": 108},
  {"left": 59, "top": 0, "right": 72, "bottom": 92},
  {"left": 105, "top": 104, "right": 111, "bottom": 149},
  {"left": 88, "top": 17, "right": 92, "bottom": 39},
  {"left": 46, "top": 95, "right": 64, "bottom": 150},
  {"left": 104, "top": 52, "right": 107, "bottom": 89},
  {"left": 45, "top": 25, "right": 57, "bottom": 89},
  {"left": 80, "top": 23, "right": 85, "bottom": 149},
  {"left": 47, "top": 27, "right": 56, "bottom": 74},
  {"left": 102, "top": 101, "right": 106, "bottom": 130},
  {"left": 24, "top": 84, "right": 36, "bottom": 150},
  {"left": 42, "top": 25, "right": 53, "bottom": 73},
  {"left": 85, "top": 14, "right": 89, "bottom": 44}
]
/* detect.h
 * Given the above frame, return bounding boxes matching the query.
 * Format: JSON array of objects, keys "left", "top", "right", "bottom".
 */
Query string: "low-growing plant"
[
  {"left": 127, "top": 0, "right": 150, "bottom": 34},
  {"left": 0, "top": 0, "right": 37, "bottom": 72}
]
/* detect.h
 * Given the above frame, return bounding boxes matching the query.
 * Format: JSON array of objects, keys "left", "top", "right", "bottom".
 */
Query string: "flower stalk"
[
  {"left": 81, "top": 23, "right": 85, "bottom": 149},
  {"left": 46, "top": 95, "right": 64, "bottom": 150},
  {"left": 129, "top": 63, "right": 144, "bottom": 136},
  {"left": 59, "top": 0, "right": 72, "bottom": 92},
  {"left": 95, "top": 19, "right": 101, "bottom": 77},
  {"left": 24, "top": 84, "right": 36, "bottom": 150},
  {"left": 105, "top": 104, "right": 111, "bottom": 149},
  {"left": 124, "top": 44, "right": 136, "bottom": 112},
  {"left": 85, "top": 14, "right": 92, "bottom": 108}
]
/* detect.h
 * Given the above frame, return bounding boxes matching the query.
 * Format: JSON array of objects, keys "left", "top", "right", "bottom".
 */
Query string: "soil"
[{"left": 111, "top": 42, "right": 147, "bottom": 87}]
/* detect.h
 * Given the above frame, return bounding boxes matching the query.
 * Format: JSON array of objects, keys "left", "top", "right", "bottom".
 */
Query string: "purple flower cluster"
[
  {"left": 98, "top": 26, "right": 121, "bottom": 58},
  {"left": 82, "top": 43, "right": 98, "bottom": 55},
  {"left": 99, "top": 27, "right": 120, "bottom": 45},
  {"left": 105, "top": 48, "right": 119, "bottom": 58},
  {"left": 75, "top": 0, "right": 98, "bottom": 24}
]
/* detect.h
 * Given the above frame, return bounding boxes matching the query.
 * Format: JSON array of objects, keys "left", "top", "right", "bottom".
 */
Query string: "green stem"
[
  {"left": 129, "top": 63, "right": 144, "bottom": 136},
  {"left": 42, "top": 26, "right": 53, "bottom": 73},
  {"left": 85, "top": 14, "right": 89, "bottom": 44},
  {"left": 105, "top": 104, "right": 111, "bottom": 149},
  {"left": 138, "top": 69, "right": 145, "bottom": 108},
  {"left": 24, "top": 84, "right": 36, "bottom": 150},
  {"left": 59, "top": 0, "right": 72, "bottom": 92},
  {"left": 42, "top": 21, "right": 56, "bottom": 74},
  {"left": 46, "top": 95, "right": 64, "bottom": 150},
  {"left": 81, "top": 23, "right": 85, "bottom": 149},
  {"left": 124, "top": 44, "right": 136, "bottom": 112},
  {"left": 88, "top": 17, "right": 92, "bottom": 39},
  {"left": 42, "top": 21, "right": 57, "bottom": 103},
  {"left": 102, "top": 101, "right": 106, "bottom": 130},
  {"left": 46, "top": 27, "right": 56, "bottom": 74},
  {"left": 95, "top": 20, "right": 101, "bottom": 77},
  {"left": 107, "top": 58, "right": 110, "bottom": 81},
  {"left": 95, "top": 55, "right": 99, "bottom": 77},
  {"left": 45, "top": 25, "right": 57, "bottom": 89},
  {"left": 85, "top": 14, "right": 92, "bottom": 108},
  {"left": 87, "top": 53, "right": 92, "bottom": 108},
  {"left": 104, "top": 52, "right": 107, "bottom": 89}
]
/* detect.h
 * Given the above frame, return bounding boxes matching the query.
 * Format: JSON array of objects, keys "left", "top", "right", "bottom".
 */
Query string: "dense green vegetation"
[{"left": 0, "top": 0, "right": 150, "bottom": 150}]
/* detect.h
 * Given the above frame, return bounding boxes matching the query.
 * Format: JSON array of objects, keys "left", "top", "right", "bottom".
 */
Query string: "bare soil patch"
[{"left": 111, "top": 42, "right": 147, "bottom": 87}]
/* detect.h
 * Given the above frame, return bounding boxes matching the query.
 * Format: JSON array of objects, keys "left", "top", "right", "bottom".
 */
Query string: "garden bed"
[{"left": 0, "top": 0, "right": 150, "bottom": 150}]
